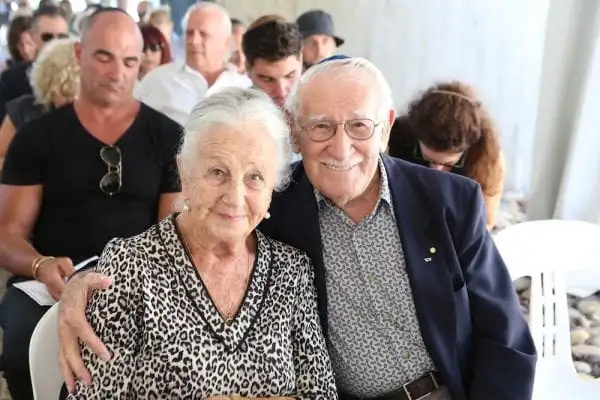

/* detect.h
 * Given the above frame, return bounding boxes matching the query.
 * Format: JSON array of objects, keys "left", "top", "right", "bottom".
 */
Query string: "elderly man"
[
  {"left": 0, "top": 7, "right": 181, "bottom": 400},
  {"left": 135, "top": 2, "right": 250, "bottom": 125},
  {"left": 58, "top": 56, "right": 536, "bottom": 400}
]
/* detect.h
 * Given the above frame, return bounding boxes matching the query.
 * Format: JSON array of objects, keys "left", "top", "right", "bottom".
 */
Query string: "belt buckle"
[{"left": 402, "top": 372, "right": 439, "bottom": 400}]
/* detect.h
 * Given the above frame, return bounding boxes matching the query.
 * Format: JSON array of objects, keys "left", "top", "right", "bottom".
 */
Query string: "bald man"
[
  {"left": 134, "top": 2, "right": 251, "bottom": 125},
  {"left": 0, "top": 8, "right": 182, "bottom": 399}
]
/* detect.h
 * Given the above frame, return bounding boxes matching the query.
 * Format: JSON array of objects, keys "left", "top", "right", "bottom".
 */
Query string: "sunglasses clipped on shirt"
[
  {"left": 40, "top": 32, "right": 69, "bottom": 42},
  {"left": 100, "top": 145, "right": 122, "bottom": 196}
]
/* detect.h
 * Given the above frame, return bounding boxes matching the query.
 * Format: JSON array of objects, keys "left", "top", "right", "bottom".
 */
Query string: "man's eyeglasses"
[
  {"left": 143, "top": 43, "right": 162, "bottom": 53},
  {"left": 40, "top": 32, "right": 69, "bottom": 43},
  {"left": 99, "top": 146, "right": 122, "bottom": 196},
  {"left": 413, "top": 144, "right": 466, "bottom": 169},
  {"left": 299, "top": 118, "right": 380, "bottom": 142}
]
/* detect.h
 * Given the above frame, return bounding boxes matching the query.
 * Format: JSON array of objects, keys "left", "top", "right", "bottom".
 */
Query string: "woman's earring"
[
  {"left": 183, "top": 198, "right": 191, "bottom": 213},
  {"left": 264, "top": 211, "right": 271, "bottom": 220}
]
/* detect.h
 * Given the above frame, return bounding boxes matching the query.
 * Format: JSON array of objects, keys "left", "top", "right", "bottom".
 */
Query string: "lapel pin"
[
  {"left": 429, "top": 246, "right": 436, "bottom": 254},
  {"left": 424, "top": 257, "right": 432, "bottom": 262}
]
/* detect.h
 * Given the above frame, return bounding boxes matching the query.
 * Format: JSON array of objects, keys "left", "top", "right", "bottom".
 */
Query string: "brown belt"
[{"left": 339, "top": 371, "right": 442, "bottom": 400}]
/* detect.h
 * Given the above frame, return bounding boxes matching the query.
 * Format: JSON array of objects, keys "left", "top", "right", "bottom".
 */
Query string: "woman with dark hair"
[
  {"left": 5, "top": 15, "right": 35, "bottom": 69},
  {"left": 139, "top": 24, "right": 171, "bottom": 80},
  {"left": 389, "top": 81, "right": 506, "bottom": 229}
]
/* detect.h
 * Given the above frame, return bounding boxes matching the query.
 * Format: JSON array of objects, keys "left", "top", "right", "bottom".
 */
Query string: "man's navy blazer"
[{"left": 259, "top": 155, "right": 536, "bottom": 400}]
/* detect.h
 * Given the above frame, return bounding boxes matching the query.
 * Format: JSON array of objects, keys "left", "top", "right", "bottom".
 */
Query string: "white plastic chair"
[
  {"left": 493, "top": 219, "right": 600, "bottom": 399},
  {"left": 29, "top": 303, "right": 63, "bottom": 400}
]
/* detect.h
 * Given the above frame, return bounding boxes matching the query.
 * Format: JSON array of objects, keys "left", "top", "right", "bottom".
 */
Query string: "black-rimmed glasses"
[
  {"left": 99, "top": 146, "right": 122, "bottom": 196},
  {"left": 413, "top": 144, "right": 466, "bottom": 169},
  {"left": 300, "top": 118, "right": 381, "bottom": 142}
]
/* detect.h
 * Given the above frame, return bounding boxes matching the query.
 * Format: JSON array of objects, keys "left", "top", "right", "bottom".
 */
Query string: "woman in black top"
[
  {"left": 389, "top": 81, "right": 505, "bottom": 229},
  {"left": 0, "top": 37, "right": 79, "bottom": 169}
]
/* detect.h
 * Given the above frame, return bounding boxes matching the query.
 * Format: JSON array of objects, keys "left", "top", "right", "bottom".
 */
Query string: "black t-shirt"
[{"left": 1, "top": 103, "right": 182, "bottom": 266}]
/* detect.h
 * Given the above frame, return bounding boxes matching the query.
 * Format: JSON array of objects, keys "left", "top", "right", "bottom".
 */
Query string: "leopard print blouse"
[{"left": 69, "top": 215, "right": 337, "bottom": 399}]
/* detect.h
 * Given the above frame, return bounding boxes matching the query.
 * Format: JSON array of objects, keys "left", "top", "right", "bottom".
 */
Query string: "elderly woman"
[
  {"left": 0, "top": 37, "right": 79, "bottom": 169},
  {"left": 65, "top": 87, "right": 336, "bottom": 399},
  {"left": 388, "top": 81, "right": 506, "bottom": 229}
]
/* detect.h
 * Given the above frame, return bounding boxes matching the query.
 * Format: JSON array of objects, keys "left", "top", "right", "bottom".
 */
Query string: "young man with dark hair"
[
  {"left": 0, "top": 5, "right": 68, "bottom": 119},
  {"left": 242, "top": 16, "right": 303, "bottom": 107}
]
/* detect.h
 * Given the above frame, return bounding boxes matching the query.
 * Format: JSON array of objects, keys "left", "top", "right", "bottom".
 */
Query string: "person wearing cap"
[{"left": 296, "top": 9, "right": 344, "bottom": 70}]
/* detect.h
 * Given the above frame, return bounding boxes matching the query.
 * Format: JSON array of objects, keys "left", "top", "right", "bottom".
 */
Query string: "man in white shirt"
[{"left": 134, "top": 2, "right": 251, "bottom": 125}]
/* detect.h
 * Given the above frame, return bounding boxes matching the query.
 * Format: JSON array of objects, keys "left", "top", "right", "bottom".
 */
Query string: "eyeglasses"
[
  {"left": 413, "top": 144, "right": 466, "bottom": 169},
  {"left": 40, "top": 32, "right": 69, "bottom": 42},
  {"left": 299, "top": 118, "right": 380, "bottom": 142},
  {"left": 99, "top": 146, "right": 122, "bottom": 196},
  {"left": 143, "top": 43, "right": 162, "bottom": 53}
]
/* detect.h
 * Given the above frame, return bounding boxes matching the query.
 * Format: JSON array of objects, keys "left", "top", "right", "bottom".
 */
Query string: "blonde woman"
[{"left": 0, "top": 37, "right": 80, "bottom": 169}]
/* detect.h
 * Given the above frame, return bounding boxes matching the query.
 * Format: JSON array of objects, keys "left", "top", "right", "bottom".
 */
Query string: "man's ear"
[
  {"left": 284, "top": 110, "right": 301, "bottom": 153},
  {"left": 176, "top": 155, "right": 188, "bottom": 194},
  {"left": 291, "top": 128, "right": 301, "bottom": 154},
  {"left": 73, "top": 41, "right": 83, "bottom": 62},
  {"left": 380, "top": 108, "right": 396, "bottom": 153}
]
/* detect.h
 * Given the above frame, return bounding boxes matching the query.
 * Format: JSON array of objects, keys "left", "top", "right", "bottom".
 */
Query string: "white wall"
[
  {"left": 218, "top": 0, "right": 550, "bottom": 193},
  {"left": 530, "top": 0, "right": 600, "bottom": 222}
]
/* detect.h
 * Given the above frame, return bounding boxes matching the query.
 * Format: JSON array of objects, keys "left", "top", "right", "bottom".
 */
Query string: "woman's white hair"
[
  {"left": 179, "top": 87, "right": 293, "bottom": 192},
  {"left": 285, "top": 57, "right": 394, "bottom": 123}
]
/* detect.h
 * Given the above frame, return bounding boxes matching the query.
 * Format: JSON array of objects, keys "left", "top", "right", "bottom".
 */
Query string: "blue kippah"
[{"left": 318, "top": 54, "right": 352, "bottom": 64}]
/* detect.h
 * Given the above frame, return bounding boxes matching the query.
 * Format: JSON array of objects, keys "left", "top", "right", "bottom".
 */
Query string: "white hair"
[
  {"left": 180, "top": 87, "right": 293, "bottom": 192},
  {"left": 285, "top": 57, "right": 394, "bottom": 124},
  {"left": 180, "top": 1, "right": 231, "bottom": 34}
]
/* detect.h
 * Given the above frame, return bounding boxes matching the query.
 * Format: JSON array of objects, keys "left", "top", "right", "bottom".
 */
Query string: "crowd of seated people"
[{"left": 0, "top": 3, "right": 534, "bottom": 400}]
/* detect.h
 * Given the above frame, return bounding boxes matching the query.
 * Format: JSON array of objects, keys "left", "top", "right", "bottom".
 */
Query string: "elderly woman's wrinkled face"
[{"left": 182, "top": 123, "right": 278, "bottom": 242}]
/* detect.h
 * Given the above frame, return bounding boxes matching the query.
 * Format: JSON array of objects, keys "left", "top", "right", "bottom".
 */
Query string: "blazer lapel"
[
  {"left": 382, "top": 156, "right": 458, "bottom": 381},
  {"left": 263, "top": 164, "right": 328, "bottom": 336}
]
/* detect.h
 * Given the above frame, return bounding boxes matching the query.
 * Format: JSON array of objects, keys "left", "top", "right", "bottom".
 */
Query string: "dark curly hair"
[
  {"left": 7, "top": 15, "right": 32, "bottom": 62},
  {"left": 242, "top": 16, "right": 302, "bottom": 67},
  {"left": 400, "top": 81, "right": 502, "bottom": 196}
]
